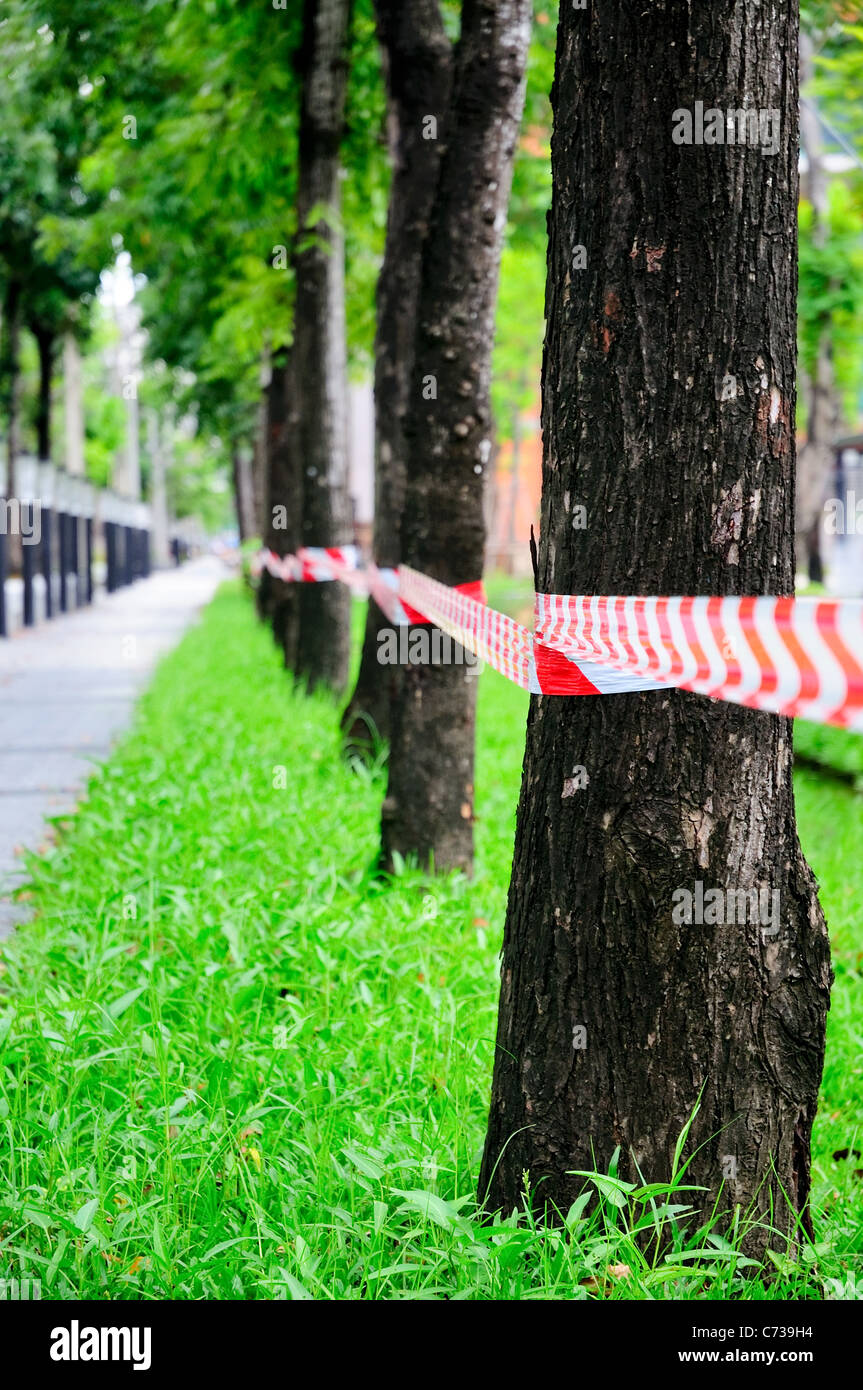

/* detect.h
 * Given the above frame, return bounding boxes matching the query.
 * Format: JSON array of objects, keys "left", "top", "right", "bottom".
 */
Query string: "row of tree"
[
  {"left": 234, "top": 0, "right": 548, "bottom": 874},
  {"left": 243, "top": 0, "right": 847, "bottom": 1247}
]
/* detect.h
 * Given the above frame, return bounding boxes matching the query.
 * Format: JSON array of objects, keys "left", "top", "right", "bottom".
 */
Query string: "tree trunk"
[
  {"left": 34, "top": 326, "right": 55, "bottom": 462},
  {"left": 340, "top": 0, "right": 453, "bottom": 753},
  {"left": 380, "top": 0, "right": 531, "bottom": 872},
  {"left": 480, "top": 0, "right": 831, "bottom": 1256},
  {"left": 292, "top": 0, "right": 354, "bottom": 695},
  {"left": 252, "top": 346, "right": 271, "bottom": 539},
  {"left": 261, "top": 351, "right": 303, "bottom": 670}
]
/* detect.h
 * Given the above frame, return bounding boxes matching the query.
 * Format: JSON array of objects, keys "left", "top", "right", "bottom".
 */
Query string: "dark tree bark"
[
  {"left": 33, "top": 324, "right": 55, "bottom": 462},
  {"left": 251, "top": 347, "right": 271, "bottom": 540},
  {"left": 480, "top": 1, "right": 832, "bottom": 1255},
  {"left": 340, "top": 0, "right": 453, "bottom": 754},
  {"left": 261, "top": 350, "right": 303, "bottom": 669},
  {"left": 381, "top": 0, "right": 532, "bottom": 871},
  {"left": 292, "top": 0, "right": 354, "bottom": 695}
]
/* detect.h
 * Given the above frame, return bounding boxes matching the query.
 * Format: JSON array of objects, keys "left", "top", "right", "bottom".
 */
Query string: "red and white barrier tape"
[
  {"left": 397, "top": 565, "right": 533, "bottom": 689},
  {"left": 252, "top": 549, "right": 863, "bottom": 730},
  {"left": 252, "top": 546, "right": 362, "bottom": 584},
  {"left": 534, "top": 593, "right": 863, "bottom": 728}
]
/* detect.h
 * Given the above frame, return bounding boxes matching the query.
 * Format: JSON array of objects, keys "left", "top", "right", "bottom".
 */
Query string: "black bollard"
[
  {"left": 58, "top": 512, "right": 69, "bottom": 613},
  {"left": 41, "top": 507, "right": 53, "bottom": 620},
  {"left": 86, "top": 517, "right": 94, "bottom": 604},
  {"left": 0, "top": 523, "right": 7, "bottom": 637},
  {"left": 70, "top": 513, "right": 80, "bottom": 608},
  {"left": 22, "top": 503, "right": 35, "bottom": 626},
  {"left": 117, "top": 524, "right": 126, "bottom": 589},
  {"left": 105, "top": 522, "right": 116, "bottom": 594},
  {"left": 114, "top": 524, "right": 123, "bottom": 589}
]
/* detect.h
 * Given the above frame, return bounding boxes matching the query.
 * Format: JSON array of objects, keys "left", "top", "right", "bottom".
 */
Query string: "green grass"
[
  {"left": 795, "top": 719, "right": 863, "bottom": 785},
  {"left": 0, "top": 582, "right": 861, "bottom": 1300}
]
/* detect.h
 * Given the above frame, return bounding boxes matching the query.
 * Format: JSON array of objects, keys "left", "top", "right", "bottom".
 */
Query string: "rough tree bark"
[
  {"left": 480, "top": 0, "right": 832, "bottom": 1254},
  {"left": 261, "top": 349, "right": 303, "bottom": 669},
  {"left": 381, "top": 0, "right": 531, "bottom": 872},
  {"left": 251, "top": 347, "right": 271, "bottom": 540},
  {"left": 340, "top": 0, "right": 453, "bottom": 753},
  {"left": 292, "top": 0, "right": 354, "bottom": 694}
]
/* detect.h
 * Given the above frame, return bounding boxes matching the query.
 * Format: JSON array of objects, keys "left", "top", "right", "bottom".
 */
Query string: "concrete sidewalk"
[{"left": 0, "top": 556, "right": 225, "bottom": 938}]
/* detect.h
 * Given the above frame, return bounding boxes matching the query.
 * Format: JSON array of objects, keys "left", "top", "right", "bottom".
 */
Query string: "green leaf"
[
  {"left": 72, "top": 1198, "right": 99, "bottom": 1233},
  {"left": 106, "top": 986, "right": 146, "bottom": 1020},
  {"left": 342, "top": 1146, "right": 385, "bottom": 1181},
  {"left": 393, "top": 1189, "right": 462, "bottom": 1230},
  {"left": 284, "top": 1273, "right": 313, "bottom": 1300}
]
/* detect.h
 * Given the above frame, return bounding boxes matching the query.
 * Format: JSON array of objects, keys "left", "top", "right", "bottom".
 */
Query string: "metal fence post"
[
  {"left": 0, "top": 523, "right": 7, "bottom": 638},
  {"left": 105, "top": 521, "right": 116, "bottom": 593},
  {"left": 70, "top": 513, "right": 80, "bottom": 608},
  {"left": 22, "top": 504, "right": 35, "bottom": 626},
  {"left": 86, "top": 516, "right": 94, "bottom": 604},
  {"left": 41, "top": 507, "right": 53, "bottom": 620},
  {"left": 37, "top": 462, "right": 55, "bottom": 621},
  {"left": 58, "top": 512, "right": 69, "bottom": 613}
]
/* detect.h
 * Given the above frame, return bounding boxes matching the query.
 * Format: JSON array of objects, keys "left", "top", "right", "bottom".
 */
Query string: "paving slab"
[{"left": 0, "top": 556, "right": 224, "bottom": 938}]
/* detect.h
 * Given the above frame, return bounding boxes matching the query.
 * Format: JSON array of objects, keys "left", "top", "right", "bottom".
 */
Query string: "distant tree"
[
  {"left": 36, "top": 0, "right": 300, "bottom": 531},
  {"left": 0, "top": 85, "right": 56, "bottom": 486},
  {"left": 6, "top": 0, "right": 387, "bottom": 555},
  {"left": 287, "top": 0, "right": 355, "bottom": 694},
  {"left": 340, "top": 0, "right": 453, "bottom": 750},
  {"left": 381, "top": 0, "right": 532, "bottom": 872},
  {"left": 0, "top": 12, "right": 100, "bottom": 566},
  {"left": 490, "top": 2, "right": 555, "bottom": 427}
]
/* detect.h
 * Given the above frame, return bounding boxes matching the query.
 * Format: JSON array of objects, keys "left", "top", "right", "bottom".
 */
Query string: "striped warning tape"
[
  {"left": 534, "top": 593, "right": 863, "bottom": 728},
  {"left": 397, "top": 565, "right": 533, "bottom": 690},
  {"left": 252, "top": 546, "right": 362, "bottom": 584},
  {"left": 252, "top": 549, "right": 863, "bottom": 730}
]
